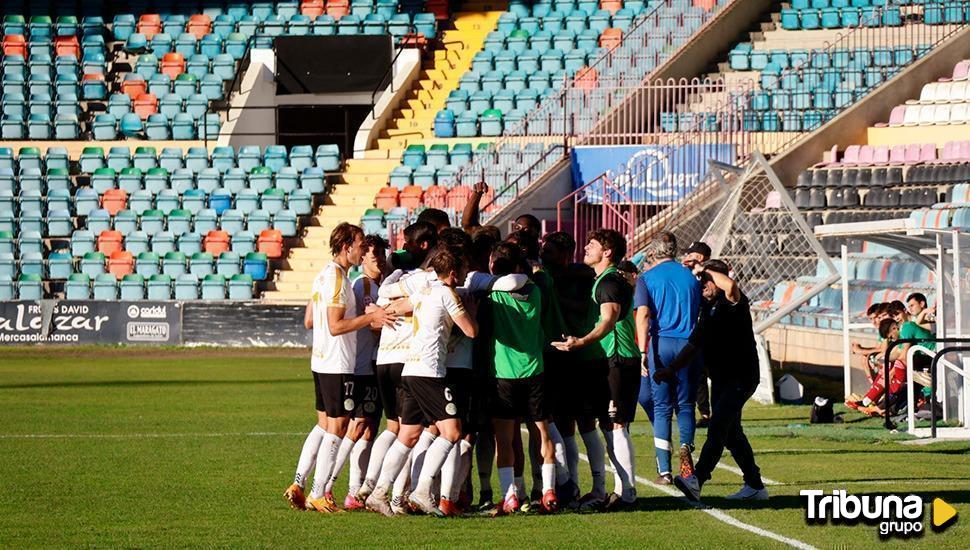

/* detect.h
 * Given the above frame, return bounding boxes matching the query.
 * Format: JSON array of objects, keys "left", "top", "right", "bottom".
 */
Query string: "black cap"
[{"left": 684, "top": 241, "right": 712, "bottom": 259}]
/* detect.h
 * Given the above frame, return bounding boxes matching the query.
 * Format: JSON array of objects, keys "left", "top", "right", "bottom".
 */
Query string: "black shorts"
[
  {"left": 492, "top": 373, "right": 547, "bottom": 421},
  {"left": 544, "top": 351, "right": 579, "bottom": 419},
  {"left": 352, "top": 374, "right": 383, "bottom": 421},
  {"left": 445, "top": 368, "right": 473, "bottom": 427},
  {"left": 375, "top": 362, "right": 404, "bottom": 420},
  {"left": 577, "top": 359, "right": 610, "bottom": 420},
  {"left": 313, "top": 372, "right": 355, "bottom": 418},
  {"left": 606, "top": 356, "right": 640, "bottom": 424},
  {"left": 399, "top": 375, "right": 462, "bottom": 426}
]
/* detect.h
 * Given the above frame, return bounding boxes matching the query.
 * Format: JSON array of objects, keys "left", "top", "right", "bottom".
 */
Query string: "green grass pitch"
[{"left": 0, "top": 346, "right": 968, "bottom": 548}]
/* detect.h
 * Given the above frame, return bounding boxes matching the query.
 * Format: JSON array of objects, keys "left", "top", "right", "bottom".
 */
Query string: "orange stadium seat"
[
  {"left": 2, "top": 34, "right": 26, "bottom": 57},
  {"left": 374, "top": 186, "right": 399, "bottom": 210},
  {"left": 599, "top": 28, "right": 622, "bottom": 51},
  {"left": 446, "top": 185, "right": 472, "bottom": 211},
  {"left": 97, "top": 230, "right": 124, "bottom": 255},
  {"left": 186, "top": 15, "right": 212, "bottom": 39},
  {"left": 54, "top": 35, "right": 80, "bottom": 58},
  {"left": 203, "top": 230, "right": 231, "bottom": 256},
  {"left": 301, "top": 0, "right": 325, "bottom": 18},
  {"left": 325, "top": 0, "right": 350, "bottom": 20},
  {"left": 600, "top": 0, "right": 622, "bottom": 14},
  {"left": 133, "top": 93, "right": 159, "bottom": 120},
  {"left": 399, "top": 185, "right": 424, "bottom": 209},
  {"left": 101, "top": 189, "right": 128, "bottom": 216},
  {"left": 256, "top": 229, "right": 283, "bottom": 258},
  {"left": 137, "top": 14, "right": 162, "bottom": 39},
  {"left": 423, "top": 185, "right": 447, "bottom": 209},
  {"left": 108, "top": 250, "right": 135, "bottom": 279},
  {"left": 121, "top": 78, "right": 148, "bottom": 99},
  {"left": 160, "top": 52, "right": 185, "bottom": 79}
]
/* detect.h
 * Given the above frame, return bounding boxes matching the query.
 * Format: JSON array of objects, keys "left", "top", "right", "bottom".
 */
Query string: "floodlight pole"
[{"left": 842, "top": 244, "right": 851, "bottom": 398}]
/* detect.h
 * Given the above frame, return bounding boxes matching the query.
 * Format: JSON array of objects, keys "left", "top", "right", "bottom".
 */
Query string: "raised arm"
[{"left": 461, "top": 181, "right": 487, "bottom": 233}]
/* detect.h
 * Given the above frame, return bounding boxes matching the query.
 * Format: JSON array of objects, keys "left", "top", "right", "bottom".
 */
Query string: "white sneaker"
[
  {"left": 726, "top": 484, "right": 769, "bottom": 501},
  {"left": 409, "top": 490, "right": 445, "bottom": 517},
  {"left": 673, "top": 474, "right": 702, "bottom": 502}
]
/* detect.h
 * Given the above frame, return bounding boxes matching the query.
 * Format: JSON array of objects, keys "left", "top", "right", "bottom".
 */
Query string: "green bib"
[{"left": 592, "top": 266, "right": 640, "bottom": 360}]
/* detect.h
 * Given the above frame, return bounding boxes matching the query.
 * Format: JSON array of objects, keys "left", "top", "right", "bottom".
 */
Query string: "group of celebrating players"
[{"left": 281, "top": 199, "right": 767, "bottom": 518}]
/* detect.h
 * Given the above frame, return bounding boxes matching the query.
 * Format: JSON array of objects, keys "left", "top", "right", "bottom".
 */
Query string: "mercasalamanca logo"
[{"left": 801, "top": 490, "right": 958, "bottom": 538}]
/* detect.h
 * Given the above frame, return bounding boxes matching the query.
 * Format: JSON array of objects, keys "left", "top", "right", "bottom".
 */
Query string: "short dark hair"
[
  {"left": 879, "top": 318, "right": 899, "bottom": 339},
  {"left": 431, "top": 249, "right": 462, "bottom": 277},
  {"left": 363, "top": 234, "right": 388, "bottom": 256},
  {"left": 329, "top": 222, "right": 363, "bottom": 256},
  {"left": 507, "top": 230, "right": 539, "bottom": 261},
  {"left": 514, "top": 214, "right": 541, "bottom": 236},
  {"left": 491, "top": 241, "right": 524, "bottom": 276},
  {"left": 543, "top": 231, "right": 576, "bottom": 256},
  {"left": 888, "top": 300, "right": 906, "bottom": 317},
  {"left": 439, "top": 227, "right": 472, "bottom": 256},
  {"left": 866, "top": 303, "right": 882, "bottom": 316},
  {"left": 417, "top": 208, "right": 451, "bottom": 230},
  {"left": 703, "top": 259, "right": 730, "bottom": 275},
  {"left": 906, "top": 292, "right": 927, "bottom": 306},
  {"left": 403, "top": 221, "right": 437, "bottom": 248},
  {"left": 875, "top": 302, "right": 891, "bottom": 316},
  {"left": 588, "top": 228, "right": 626, "bottom": 263},
  {"left": 617, "top": 260, "right": 638, "bottom": 275}
]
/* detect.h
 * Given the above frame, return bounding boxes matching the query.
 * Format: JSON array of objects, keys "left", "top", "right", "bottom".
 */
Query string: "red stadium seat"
[
  {"left": 203, "top": 230, "right": 231, "bottom": 256},
  {"left": 133, "top": 93, "right": 159, "bottom": 120},
  {"left": 600, "top": 0, "right": 622, "bottom": 14},
  {"left": 599, "top": 28, "right": 622, "bottom": 51},
  {"left": 374, "top": 186, "right": 399, "bottom": 210},
  {"left": 54, "top": 36, "right": 80, "bottom": 58},
  {"left": 101, "top": 189, "right": 128, "bottom": 216},
  {"left": 575, "top": 67, "right": 598, "bottom": 91},
  {"left": 423, "top": 185, "right": 447, "bottom": 209},
  {"left": 301, "top": 0, "right": 325, "bottom": 18},
  {"left": 121, "top": 78, "right": 148, "bottom": 99},
  {"left": 186, "top": 15, "right": 212, "bottom": 39},
  {"left": 257, "top": 229, "right": 283, "bottom": 258},
  {"left": 108, "top": 250, "right": 135, "bottom": 279},
  {"left": 399, "top": 185, "right": 424, "bottom": 210},
  {"left": 137, "top": 14, "right": 162, "bottom": 39},
  {"left": 160, "top": 52, "right": 185, "bottom": 79},
  {"left": 2, "top": 35, "right": 26, "bottom": 57},
  {"left": 426, "top": 0, "right": 450, "bottom": 20},
  {"left": 446, "top": 185, "right": 472, "bottom": 212},
  {"left": 326, "top": 0, "right": 350, "bottom": 20},
  {"left": 97, "top": 230, "right": 124, "bottom": 255}
]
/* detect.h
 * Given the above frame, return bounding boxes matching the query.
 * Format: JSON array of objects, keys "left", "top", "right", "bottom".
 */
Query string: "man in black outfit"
[{"left": 657, "top": 259, "right": 768, "bottom": 502}]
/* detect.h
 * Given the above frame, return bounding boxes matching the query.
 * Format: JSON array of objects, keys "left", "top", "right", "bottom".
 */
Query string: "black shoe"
[
  {"left": 556, "top": 479, "right": 580, "bottom": 508},
  {"left": 603, "top": 493, "right": 637, "bottom": 512}
]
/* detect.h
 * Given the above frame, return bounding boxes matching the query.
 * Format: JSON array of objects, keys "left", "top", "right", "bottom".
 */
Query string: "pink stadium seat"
[
  {"left": 841, "top": 145, "right": 860, "bottom": 165},
  {"left": 904, "top": 144, "right": 922, "bottom": 163},
  {"left": 952, "top": 59, "right": 970, "bottom": 81},
  {"left": 888, "top": 145, "right": 906, "bottom": 164},
  {"left": 959, "top": 141, "right": 970, "bottom": 160},
  {"left": 857, "top": 145, "right": 874, "bottom": 165},
  {"left": 920, "top": 143, "right": 937, "bottom": 162},
  {"left": 884, "top": 105, "right": 906, "bottom": 127},
  {"left": 872, "top": 146, "right": 889, "bottom": 165}
]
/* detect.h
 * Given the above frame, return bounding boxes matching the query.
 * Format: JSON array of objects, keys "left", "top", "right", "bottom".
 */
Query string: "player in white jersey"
[
  {"left": 284, "top": 223, "right": 395, "bottom": 513},
  {"left": 324, "top": 235, "right": 388, "bottom": 511},
  {"left": 364, "top": 251, "right": 478, "bottom": 517}
]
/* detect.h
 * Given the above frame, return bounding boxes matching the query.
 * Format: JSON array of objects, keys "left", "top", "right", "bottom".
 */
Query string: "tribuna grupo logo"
[{"left": 801, "top": 490, "right": 958, "bottom": 538}]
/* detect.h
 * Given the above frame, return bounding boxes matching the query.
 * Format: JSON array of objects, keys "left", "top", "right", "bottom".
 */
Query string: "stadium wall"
[{"left": 0, "top": 301, "right": 307, "bottom": 347}]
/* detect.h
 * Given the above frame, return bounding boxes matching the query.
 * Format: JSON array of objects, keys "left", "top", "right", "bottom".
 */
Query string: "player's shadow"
[
  {"left": 0, "top": 379, "right": 304, "bottom": 390},
  {"left": 703, "top": 494, "right": 805, "bottom": 510}
]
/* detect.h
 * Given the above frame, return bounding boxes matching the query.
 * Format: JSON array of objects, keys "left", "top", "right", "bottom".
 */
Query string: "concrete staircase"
[{"left": 262, "top": 4, "right": 504, "bottom": 302}]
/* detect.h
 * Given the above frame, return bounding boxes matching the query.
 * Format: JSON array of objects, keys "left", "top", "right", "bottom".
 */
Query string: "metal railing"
[
  {"left": 883, "top": 337, "right": 970, "bottom": 431},
  {"left": 574, "top": 2, "right": 970, "bottom": 253}
]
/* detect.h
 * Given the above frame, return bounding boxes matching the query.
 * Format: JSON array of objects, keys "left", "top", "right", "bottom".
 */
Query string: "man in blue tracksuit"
[{"left": 634, "top": 232, "right": 701, "bottom": 485}]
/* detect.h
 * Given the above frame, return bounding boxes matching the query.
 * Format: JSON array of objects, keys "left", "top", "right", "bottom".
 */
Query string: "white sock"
[
  {"left": 580, "top": 429, "right": 607, "bottom": 497},
  {"left": 547, "top": 422, "right": 569, "bottom": 485},
  {"left": 513, "top": 476, "right": 526, "bottom": 500},
  {"left": 541, "top": 463, "right": 555, "bottom": 492},
  {"left": 563, "top": 434, "right": 580, "bottom": 485},
  {"left": 612, "top": 428, "right": 637, "bottom": 502},
  {"left": 409, "top": 431, "right": 437, "bottom": 493},
  {"left": 392, "top": 454, "right": 411, "bottom": 499},
  {"left": 498, "top": 466, "right": 515, "bottom": 500},
  {"left": 348, "top": 438, "right": 371, "bottom": 495},
  {"left": 325, "top": 436, "right": 355, "bottom": 494},
  {"left": 415, "top": 437, "right": 455, "bottom": 496},
  {"left": 454, "top": 440, "right": 473, "bottom": 501},
  {"left": 602, "top": 427, "right": 623, "bottom": 495},
  {"left": 476, "top": 434, "right": 495, "bottom": 496},
  {"left": 363, "top": 430, "right": 397, "bottom": 485},
  {"left": 375, "top": 440, "right": 412, "bottom": 494},
  {"left": 293, "top": 425, "right": 326, "bottom": 488},
  {"left": 439, "top": 442, "right": 461, "bottom": 501},
  {"left": 309, "top": 433, "right": 341, "bottom": 499}
]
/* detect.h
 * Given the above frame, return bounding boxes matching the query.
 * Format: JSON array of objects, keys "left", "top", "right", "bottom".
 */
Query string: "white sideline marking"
[
  {"left": 714, "top": 462, "right": 780, "bottom": 486},
  {"left": 0, "top": 432, "right": 304, "bottom": 439},
  {"left": 576, "top": 450, "right": 816, "bottom": 550}
]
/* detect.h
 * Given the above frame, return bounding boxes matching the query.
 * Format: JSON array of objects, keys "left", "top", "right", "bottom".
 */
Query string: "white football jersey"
[
  {"left": 310, "top": 262, "right": 357, "bottom": 374},
  {"left": 375, "top": 269, "right": 424, "bottom": 366},
  {"left": 352, "top": 274, "right": 379, "bottom": 376},
  {"left": 403, "top": 281, "right": 466, "bottom": 378}
]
